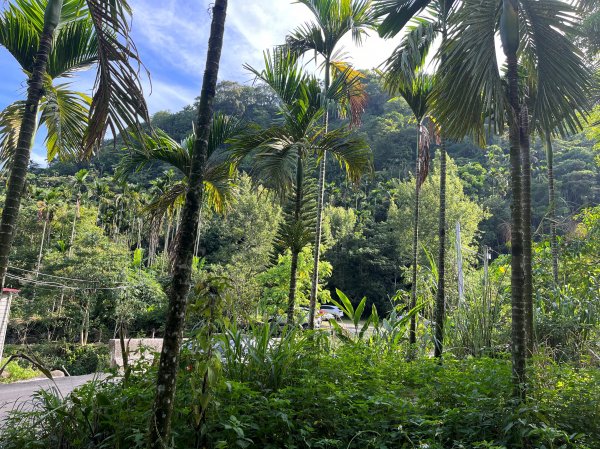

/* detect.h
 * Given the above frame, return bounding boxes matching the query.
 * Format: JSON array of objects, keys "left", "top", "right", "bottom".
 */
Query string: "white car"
[{"left": 319, "top": 305, "right": 343, "bottom": 321}]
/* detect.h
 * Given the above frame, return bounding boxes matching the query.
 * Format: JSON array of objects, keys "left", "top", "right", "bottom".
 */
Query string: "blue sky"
[{"left": 0, "top": 0, "right": 398, "bottom": 165}]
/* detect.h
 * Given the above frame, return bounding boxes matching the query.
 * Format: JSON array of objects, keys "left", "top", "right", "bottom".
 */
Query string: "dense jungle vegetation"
[{"left": 0, "top": 0, "right": 599, "bottom": 448}]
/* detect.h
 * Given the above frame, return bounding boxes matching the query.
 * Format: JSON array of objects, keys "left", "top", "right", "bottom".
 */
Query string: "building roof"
[{"left": 2, "top": 288, "right": 20, "bottom": 294}]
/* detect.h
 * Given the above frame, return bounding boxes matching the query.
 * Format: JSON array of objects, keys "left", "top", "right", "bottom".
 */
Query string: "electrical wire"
[
  {"left": 8, "top": 265, "right": 123, "bottom": 285},
  {"left": 5, "top": 273, "right": 127, "bottom": 291}
]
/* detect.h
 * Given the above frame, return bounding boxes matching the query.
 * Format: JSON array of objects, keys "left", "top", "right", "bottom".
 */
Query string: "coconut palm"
[
  {"left": 148, "top": 2, "right": 228, "bottom": 446},
  {"left": 0, "top": 0, "right": 149, "bottom": 292},
  {"left": 116, "top": 114, "right": 242, "bottom": 260},
  {"left": 284, "top": 0, "right": 377, "bottom": 328},
  {"left": 375, "top": 0, "right": 455, "bottom": 358},
  {"left": 234, "top": 49, "right": 372, "bottom": 324},
  {"left": 433, "top": 0, "right": 592, "bottom": 397}
]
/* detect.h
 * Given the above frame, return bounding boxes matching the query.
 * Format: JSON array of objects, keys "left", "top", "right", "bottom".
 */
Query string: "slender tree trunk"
[
  {"left": 193, "top": 203, "right": 204, "bottom": 260},
  {"left": 0, "top": 0, "right": 63, "bottom": 290},
  {"left": 434, "top": 140, "right": 447, "bottom": 359},
  {"left": 434, "top": 14, "right": 448, "bottom": 360},
  {"left": 545, "top": 131, "right": 559, "bottom": 284},
  {"left": 409, "top": 125, "right": 421, "bottom": 347},
  {"left": 288, "top": 153, "right": 304, "bottom": 325},
  {"left": 308, "top": 56, "right": 330, "bottom": 329},
  {"left": 520, "top": 107, "right": 534, "bottom": 357},
  {"left": 148, "top": 2, "right": 227, "bottom": 448},
  {"left": 506, "top": 50, "right": 526, "bottom": 399},
  {"left": 68, "top": 194, "right": 80, "bottom": 257}
]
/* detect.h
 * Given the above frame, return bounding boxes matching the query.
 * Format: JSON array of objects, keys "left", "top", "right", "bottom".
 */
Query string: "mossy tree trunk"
[{"left": 148, "top": 2, "right": 228, "bottom": 448}]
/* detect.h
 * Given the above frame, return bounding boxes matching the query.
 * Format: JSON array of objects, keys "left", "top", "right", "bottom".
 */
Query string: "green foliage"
[
  {"left": 3, "top": 350, "right": 599, "bottom": 448},
  {"left": 258, "top": 247, "right": 332, "bottom": 315},
  {"left": 0, "top": 358, "right": 41, "bottom": 383}
]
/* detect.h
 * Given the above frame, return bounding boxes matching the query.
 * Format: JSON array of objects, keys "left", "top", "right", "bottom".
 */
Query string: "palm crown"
[{"left": 0, "top": 0, "right": 148, "bottom": 166}]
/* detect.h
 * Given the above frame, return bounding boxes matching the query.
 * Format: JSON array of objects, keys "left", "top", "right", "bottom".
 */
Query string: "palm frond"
[
  {"left": 382, "top": 16, "right": 438, "bottom": 82},
  {"left": 84, "top": 0, "right": 149, "bottom": 156},
  {"left": 290, "top": 0, "right": 377, "bottom": 58},
  {"left": 116, "top": 129, "right": 189, "bottom": 180},
  {"left": 146, "top": 181, "right": 187, "bottom": 220},
  {"left": 315, "top": 126, "right": 372, "bottom": 183},
  {"left": 40, "top": 81, "right": 91, "bottom": 161},
  {"left": 520, "top": 0, "right": 593, "bottom": 136},
  {"left": 432, "top": 0, "right": 503, "bottom": 142},
  {"left": 386, "top": 70, "right": 434, "bottom": 123},
  {"left": 329, "top": 61, "right": 368, "bottom": 126},
  {"left": 245, "top": 49, "right": 306, "bottom": 111},
  {"left": 285, "top": 21, "right": 327, "bottom": 60},
  {"left": 48, "top": 17, "right": 98, "bottom": 78},
  {"left": 0, "top": 101, "right": 26, "bottom": 170},
  {"left": 0, "top": 4, "right": 39, "bottom": 72},
  {"left": 374, "top": 0, "right": 432, "bottom": 38}
]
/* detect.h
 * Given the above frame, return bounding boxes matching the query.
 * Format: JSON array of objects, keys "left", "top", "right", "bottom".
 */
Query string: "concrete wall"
[
  {"left": 0, "top": 294, "right": 12, "bottom": 361},
  {"left": 108, "top": 338, "right": 163, "bottom": 369}
]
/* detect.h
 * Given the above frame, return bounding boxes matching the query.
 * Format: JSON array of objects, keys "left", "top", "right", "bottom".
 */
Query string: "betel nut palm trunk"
[
  {"left": 501, "top": 0, "right": 527, "bottom": 399},
  {"left": 148, "top": 1, "right": 228, "bottom": 448},
  {"left": 520, "top": 107, "right": 534, "bottom": 357},
  {"left": 409, "top": 124, "right": 421, "bottom": 347},
  {"left": 434, "top": 139, "right": 447, "bottom": 358},
  {"left": 287, "top": 151, "right": 304, "bottom": 325},
  {"left": 0, "top": 0, "right": 64, "bottom": 290},
  {"left": 308, "top": 56, "right": 330, "bottom": 329}
]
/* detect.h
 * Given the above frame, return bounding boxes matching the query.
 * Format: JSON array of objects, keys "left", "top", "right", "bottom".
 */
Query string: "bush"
[
  {"left": 0, "top": 359, "right": 41, "bottom": 383},
  {"left": 1, "top": 343, "right": 598, "bottom": 449},
  {"left": 3, "top": 343, "right": 109, "bottom": 376}
]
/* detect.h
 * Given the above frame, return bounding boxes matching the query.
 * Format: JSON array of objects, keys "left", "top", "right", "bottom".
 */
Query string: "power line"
[
  {"left": 8, "top": 266, "right": 123, "bottom": 285},
  {"left": 5, "top": 273, "right": 127, "bottom": 291}
]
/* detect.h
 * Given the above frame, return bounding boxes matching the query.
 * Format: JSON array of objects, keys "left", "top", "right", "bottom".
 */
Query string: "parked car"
[
  {"left": 319, "top": 305, "right": 343, "bottom": 321},
  {"left": 267, "top": 307, "right": 322, "bottom": 332}
]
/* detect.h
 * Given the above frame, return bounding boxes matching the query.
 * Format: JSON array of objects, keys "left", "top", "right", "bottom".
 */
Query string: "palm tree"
[
  {"left": 284, "top": 0, "right": 376, "bottom": 328},
  {"left": 116, "top": 114, "right": 242, "bottom": 262},
  {"left": 148, "top": 1, "right": 228, "bottom": 447},
  {"left": 0, "top": 0, "right": 149, "bottom": 292},
  {"left": 375, "top": 0, "right": 455, "bottom": 358},
  {"left": 383, "top": 71, "right": 434, "bottom": 348},
  {"left": 68, "top": 169, "right": 89, "bottom": 256},
  {"left": 544, "top": 130, "right": 559, "bottom": 284},
  {"left": 433, "top": 0, "right": 592, "bottom": 397},
  {"left": 234, "top": 49, "right": 372, "bottom": 324}
]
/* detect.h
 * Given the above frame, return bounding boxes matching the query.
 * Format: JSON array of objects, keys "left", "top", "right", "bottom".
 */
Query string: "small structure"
[
  {"left": 0, "top": 288, "right": 19, "bottom": 361},
  {"left": 108, "top": 338, "right": 163, "bottom": 369}
]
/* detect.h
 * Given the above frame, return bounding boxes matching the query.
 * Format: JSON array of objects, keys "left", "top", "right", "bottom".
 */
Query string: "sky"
[{"left": 0, "top": 0, "right": 400, "bottom": 165}]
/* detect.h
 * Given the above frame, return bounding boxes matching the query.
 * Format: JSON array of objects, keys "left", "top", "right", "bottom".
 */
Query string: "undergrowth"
[{"left": 1, "top": 337, "right": 598, "bottom": 449}]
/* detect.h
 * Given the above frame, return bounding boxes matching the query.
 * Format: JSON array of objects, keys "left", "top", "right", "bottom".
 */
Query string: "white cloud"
[
  {"left": 143, "top": 77, "right": 200, "bottom": 113},
  {"left": 130, "top": 0, "right": 399, "bottom": 88}
]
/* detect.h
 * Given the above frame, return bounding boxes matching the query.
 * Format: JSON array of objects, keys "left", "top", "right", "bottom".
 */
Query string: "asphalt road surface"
[{"left": 0, "top": 374, "right": 102, "bottom": 422}]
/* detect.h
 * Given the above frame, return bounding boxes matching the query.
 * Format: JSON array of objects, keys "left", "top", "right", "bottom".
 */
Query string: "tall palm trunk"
[
  {"left": 288, "top": 153, "right": 304, "bottom": 325},
  {"left": 502, "top": 0, "right": 526, "bottom": 399},
  {"left": 0, "top": 0, "right": 63, "bottom": 290},
  {"left": 434, "top": 12, "right": 448, "bottom": 360},
  {"left": 409, "top": 124, "right": 421, "bottom": 347},
  {"left": 434, "top": 140, "right": 447, "bottom": 358},
  {"left": 308, "top": 56, "right": 330, "bottom": 329},
  {"left": 520, "top": 107, "right": 534, "bottom": 357},
  {"left": 545, "top": 131, "right": 559, "bottom": 284},
  {"left": 68, "top": 193, "right": 80, "bottom": 257},
  {"left": 148, "top": 2, "right": 227, "bottom": 448}
]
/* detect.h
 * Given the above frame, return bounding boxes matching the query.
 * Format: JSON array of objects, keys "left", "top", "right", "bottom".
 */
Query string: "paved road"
[{"left": 0, "top": 374, "right": 102, "bottom": 421}]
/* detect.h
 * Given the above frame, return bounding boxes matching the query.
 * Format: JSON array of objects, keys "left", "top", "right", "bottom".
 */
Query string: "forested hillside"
[{"left": 1, "top": 0, "right": 599, "bottom": 448}]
